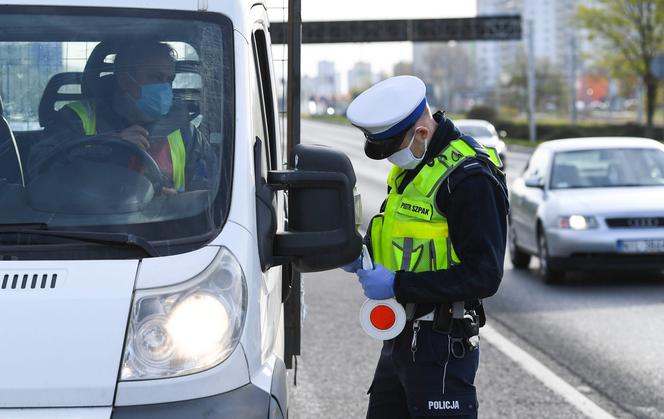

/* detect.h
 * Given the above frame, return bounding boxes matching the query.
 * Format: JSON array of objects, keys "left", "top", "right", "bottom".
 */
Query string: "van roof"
[
  {"left": 0, "top": 1, "right": 262, "bottom": 38},
  {"left": 0, "top": 1, "right": 265, "bottom": 14},
  {"left": 1, "top": 1, "right": 192, "bottom": 10}
]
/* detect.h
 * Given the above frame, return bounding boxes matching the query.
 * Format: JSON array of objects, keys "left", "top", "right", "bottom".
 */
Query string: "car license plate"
[{"left": 617, "top": 239, "right": 664, "bottom": 254}]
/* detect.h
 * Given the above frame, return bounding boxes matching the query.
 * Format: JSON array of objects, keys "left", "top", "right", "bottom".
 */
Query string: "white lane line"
[{"left": 481, "top": 325, "right": 616, "bottom": 419}]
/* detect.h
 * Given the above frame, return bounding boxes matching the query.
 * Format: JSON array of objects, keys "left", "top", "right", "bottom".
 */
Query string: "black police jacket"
[{"left": 391, "top": 111, "right": 509, "bottom": 312}]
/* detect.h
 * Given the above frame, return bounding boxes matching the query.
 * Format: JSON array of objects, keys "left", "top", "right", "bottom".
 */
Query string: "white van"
[{"left": 0, "top": 1, "right": 361, "bottom": 417}]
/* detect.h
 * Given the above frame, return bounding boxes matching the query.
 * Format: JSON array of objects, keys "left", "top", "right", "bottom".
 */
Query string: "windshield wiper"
[
  {"left": 0, "top": 223, "right": 49, "bottom": 231},
  {"left": 0, "top": 225, "right": 159, "bottom": 257}
]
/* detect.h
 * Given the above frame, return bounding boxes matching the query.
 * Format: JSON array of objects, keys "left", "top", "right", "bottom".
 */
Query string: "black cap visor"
[{"left": 363, "top": 132, "right": 409, "bottom": 160}]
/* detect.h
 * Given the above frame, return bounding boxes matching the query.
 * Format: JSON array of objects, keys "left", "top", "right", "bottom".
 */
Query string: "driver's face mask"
[
  {"left": 127, "top": 74, "right": 173, "bottom": 121},
  {"left": 387, "top": 128, "right": 428, "bottom": 170}
]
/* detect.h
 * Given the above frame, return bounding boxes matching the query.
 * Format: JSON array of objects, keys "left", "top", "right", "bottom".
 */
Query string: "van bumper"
[{"left": 111, "top": 383, "right": 284, "bottom": 419}]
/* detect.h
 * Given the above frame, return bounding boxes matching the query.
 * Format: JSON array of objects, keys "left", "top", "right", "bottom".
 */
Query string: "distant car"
[
  {"left": 455, "top": 119, "right": 507, "bottom": 167},
  {"left": 509, "top": 137, "right": 664, "bottom": 283}
]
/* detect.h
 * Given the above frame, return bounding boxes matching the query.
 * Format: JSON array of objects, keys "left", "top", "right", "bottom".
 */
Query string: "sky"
[{"left": 267, "top": 0, "right": 477, "bottom": 88}]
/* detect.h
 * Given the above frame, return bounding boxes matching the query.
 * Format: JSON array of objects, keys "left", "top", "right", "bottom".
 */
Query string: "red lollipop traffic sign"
[
  {"left": 358, "top": 244, "right": 406, "bottom": 340},
  {"left": 360, "top": 298, "right": 406, "bottom": 340}
]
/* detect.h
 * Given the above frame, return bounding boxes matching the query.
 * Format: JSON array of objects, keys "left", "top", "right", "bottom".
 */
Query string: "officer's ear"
[{"left": 413, "top": 126, "right": 430, "bottom": 144}]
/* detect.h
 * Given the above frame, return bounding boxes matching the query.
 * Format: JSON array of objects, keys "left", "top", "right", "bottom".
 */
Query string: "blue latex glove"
[
  {"left": 341, "top": 256, "right": 362, "bottom": 273},
  {"left": 357, "top": 263, "right": 395, "bottom": 299}
]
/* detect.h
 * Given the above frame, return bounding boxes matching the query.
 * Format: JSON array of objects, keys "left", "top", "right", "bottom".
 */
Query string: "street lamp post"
[
  {"left": 526, "top": 19, "right": 537, "bottom": 143},
  {"left": 570, "top": 34, "right": 577, "bottom": 126}
]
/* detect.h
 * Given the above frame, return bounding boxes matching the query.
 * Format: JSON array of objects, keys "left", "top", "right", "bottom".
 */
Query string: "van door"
[{"left": 250, "top": 20, "right": 285, "bottom": 363}]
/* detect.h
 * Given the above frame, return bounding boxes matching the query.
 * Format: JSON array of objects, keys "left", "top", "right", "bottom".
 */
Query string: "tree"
[
  {"left": 577, "top": 0, "right": 664, "bottom": 131},
  {"left": 392, "top": 61, "right": 413, "bottom": 76},
  {"left": 413, "top": 42, "right": 476, "bottom": 110},
  {"left": 500, "top": 55, "right": 568, "bottom": 114}
]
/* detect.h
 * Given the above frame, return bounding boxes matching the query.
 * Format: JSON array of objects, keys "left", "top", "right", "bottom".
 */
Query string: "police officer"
[{"left": 344, "top": 76, "right": 509, "bottom": 419}]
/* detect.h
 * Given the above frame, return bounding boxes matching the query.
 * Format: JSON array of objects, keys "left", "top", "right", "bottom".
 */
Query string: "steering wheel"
[{"left": 31, "top": 134, "right": 164, "bottom": 193}]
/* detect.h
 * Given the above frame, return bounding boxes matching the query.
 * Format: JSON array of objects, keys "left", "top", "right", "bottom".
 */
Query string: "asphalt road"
[{"left": 288, "top": 119, "right": 664, "bottom": 419}]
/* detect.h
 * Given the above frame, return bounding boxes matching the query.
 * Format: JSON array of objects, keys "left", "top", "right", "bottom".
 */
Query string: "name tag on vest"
[{"left": 397, "top": 197, "right": 433, "bottom": 221}]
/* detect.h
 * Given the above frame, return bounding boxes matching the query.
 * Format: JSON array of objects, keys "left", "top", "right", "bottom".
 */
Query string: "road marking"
[{"left": 481, "top": 325, "right": 616, "bottom": 419}]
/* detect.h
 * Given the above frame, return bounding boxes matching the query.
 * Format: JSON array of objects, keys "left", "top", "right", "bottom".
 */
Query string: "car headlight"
[
  {"left": 558, "top": 215, "right": 598, "bottom": 230},
  {"left": 120, "top": 247, "right": 247, "bottom": 381}
]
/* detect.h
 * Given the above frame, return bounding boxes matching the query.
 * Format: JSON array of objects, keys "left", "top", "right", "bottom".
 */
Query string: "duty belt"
[
  {"left": 408, "top": 301, "right": 465, "bottom": 322},
  {"left": 415, "top": 311, "right": 435, "bottom": 321},
  {"left": 410, "top": 302, "right": 481, "bottom": 338}
]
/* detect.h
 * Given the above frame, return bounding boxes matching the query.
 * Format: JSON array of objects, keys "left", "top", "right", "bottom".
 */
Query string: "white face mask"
[{"left": 387, "top": 130, "right": 428, "bottom": 170}]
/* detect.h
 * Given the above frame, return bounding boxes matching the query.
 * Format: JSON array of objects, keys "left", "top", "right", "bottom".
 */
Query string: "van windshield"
[{"left": 0, "top": 7, "right": 234, "bottom": 259}]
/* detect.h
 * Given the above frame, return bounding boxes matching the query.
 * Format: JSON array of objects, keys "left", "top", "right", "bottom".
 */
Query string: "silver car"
[
  {"left": 509, "top": 137, "right": 664, "bottom": 282},
  {"left": 455, "top": 119, "right": 507, "bottom": 166}
]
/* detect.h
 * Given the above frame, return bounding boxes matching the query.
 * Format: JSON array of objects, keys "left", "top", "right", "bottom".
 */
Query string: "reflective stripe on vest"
[
  {"left": 370, "top": 138, "right": 500, "bottom": 273},
  {"left": 484, "top": 146, "right": 503, "bottom": 168},
  {"left": 65, "top": 100, "right": 186, "bottom": 191},
  {"left": 66, "top": 101, "right": 97, "bottom": 135},
  {"left": 167, "top": 130, "right": 186, "bottom": 191}
]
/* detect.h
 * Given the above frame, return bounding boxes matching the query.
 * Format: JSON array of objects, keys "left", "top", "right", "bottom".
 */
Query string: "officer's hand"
[
  {"left": 357, "top": 263, "right": 395, "bottom": 300},
  {"left": 340, "top": 256, "right": 362, "bottom": 273},
  {"left": 118, "top": 125, "right": 150, "bottom": 150},
  {"left": 161, "top": 187, "right": 177, "bottom": 196}
]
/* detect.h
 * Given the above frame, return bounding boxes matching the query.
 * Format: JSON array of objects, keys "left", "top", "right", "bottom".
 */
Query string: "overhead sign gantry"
[{"left": 271, "top": 15, "right": 522, "bottom": 44}]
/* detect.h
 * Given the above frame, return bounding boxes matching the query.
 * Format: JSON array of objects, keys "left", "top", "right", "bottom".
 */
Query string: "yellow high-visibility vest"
[
  {"left": 65, "top": 100, "right": 186, "bottom": 191},
  {"left": 370, "top": 138, "right": 502, "bottom": 273}
]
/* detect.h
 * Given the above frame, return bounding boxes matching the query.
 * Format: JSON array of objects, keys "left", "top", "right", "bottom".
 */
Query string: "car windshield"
[
  {"left": 0, "top": 8, "right": 234, "bottom": 259},
  {"left": 457, "top": 124, "right": 494, "bottom": 138},
  {"left": 550, "top": 148, "right": 664, "bottom": 189}
]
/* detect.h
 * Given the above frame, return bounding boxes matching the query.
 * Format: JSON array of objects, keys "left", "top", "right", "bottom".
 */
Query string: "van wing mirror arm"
[{"left": 267, "top": 170, "right": 350, "bottom": 190}]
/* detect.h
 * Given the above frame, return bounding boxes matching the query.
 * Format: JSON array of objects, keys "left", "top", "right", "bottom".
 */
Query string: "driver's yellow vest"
[
  {"left": 65, "top": 100, "right": 187, "bottom": 191},
  {"left": 369, "top": 138, "right": 501, "bottom": 273}
]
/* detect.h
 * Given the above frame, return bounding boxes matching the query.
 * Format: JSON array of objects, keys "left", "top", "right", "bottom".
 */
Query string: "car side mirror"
[
  {"left": 499, "top": 130, "right": 507, "bottom": 139},
  {"left": 267, "top": 144, "right": 362, "bottom": 272},
  {"left": 525, "top": 176, "right": 544, "bottom": 189}
]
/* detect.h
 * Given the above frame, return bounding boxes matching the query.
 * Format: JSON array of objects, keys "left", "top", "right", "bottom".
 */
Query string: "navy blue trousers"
[{"left": 366, "top": 321, "right": 480, "bottom": 418}]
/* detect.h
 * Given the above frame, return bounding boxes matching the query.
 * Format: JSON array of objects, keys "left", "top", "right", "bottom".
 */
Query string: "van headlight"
[{"left": 120, "top": 247, "right": 247, "bottom": 380}]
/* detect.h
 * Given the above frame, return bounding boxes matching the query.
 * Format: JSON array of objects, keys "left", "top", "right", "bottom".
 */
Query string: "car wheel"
[
  {"left": 538, "top": 228, "right": 565, "bottom": 284},
  {"left": 509, "top": 224, "right": 530, "bottom": 269}
]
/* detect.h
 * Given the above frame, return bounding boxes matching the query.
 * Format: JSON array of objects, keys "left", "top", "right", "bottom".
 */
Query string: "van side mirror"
[{"left": 268, "top": 144, "right": 362, "bottom": 272}]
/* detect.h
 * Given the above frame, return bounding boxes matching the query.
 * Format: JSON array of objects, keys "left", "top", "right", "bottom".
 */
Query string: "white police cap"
[{"left": 346, "top": 75, "right": 427, "bottom": 160}]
